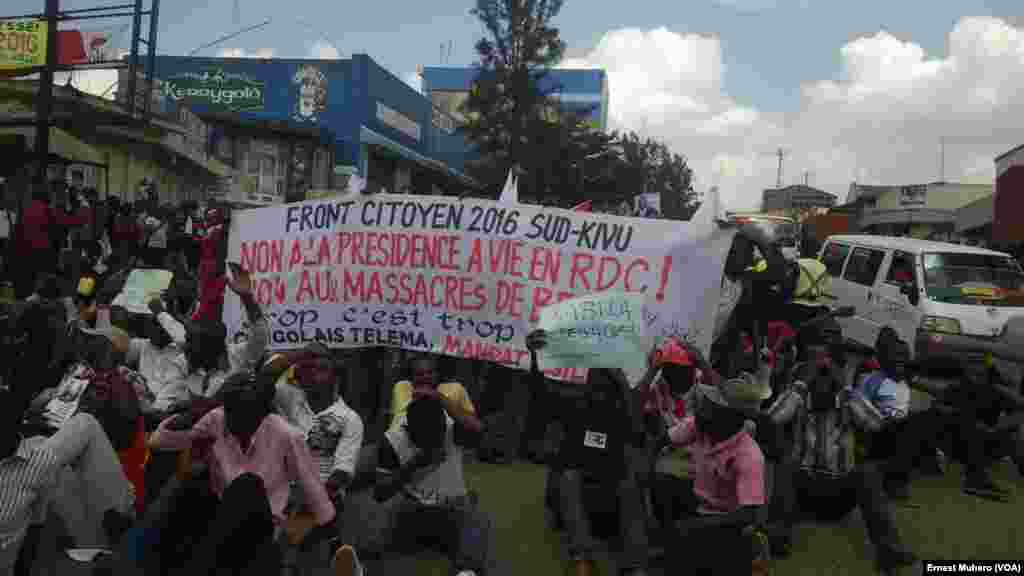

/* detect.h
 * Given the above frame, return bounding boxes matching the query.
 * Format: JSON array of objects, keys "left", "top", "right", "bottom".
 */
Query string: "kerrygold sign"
[
  {"left": 163, "top": 68, "right": 265, "bottom": 112},
  {"left": 0, "top": 20, "right": 47, "bottom": 70}
]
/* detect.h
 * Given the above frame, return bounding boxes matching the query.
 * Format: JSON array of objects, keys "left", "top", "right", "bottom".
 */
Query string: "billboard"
[
  {"left": 145, "top": 56, "right": 349, "bottom": 131},
  {"left": 899, "top": 184, "right": 927, "bottom": 207},
  {"left": 163, "top": 67, "right": 266, "bottom": 112},
  {"left": 0, "top": 20, "right": 46, "bottom": 70}
]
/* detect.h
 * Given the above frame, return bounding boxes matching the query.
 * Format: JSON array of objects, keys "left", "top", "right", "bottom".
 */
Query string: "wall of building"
[
  {"left": 873, "top": 182, "right": 991, "bottom": 211},
  {"left": 421, "top": 66, "right": 608, "bottom": 131},
  {"left": 995, "top": 146, "right": 1024, "bottom": 244}
]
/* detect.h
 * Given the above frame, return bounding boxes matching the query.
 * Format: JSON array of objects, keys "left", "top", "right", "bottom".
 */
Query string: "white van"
[{"left": 819, "top": 235, "right": 1024, "bottom": 372}]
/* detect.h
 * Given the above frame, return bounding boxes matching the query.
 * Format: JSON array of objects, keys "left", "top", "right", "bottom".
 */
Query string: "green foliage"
[
  {"left": 461, "top": 0, "right": 700, "bottom": 217},
  {"left": 462, "top": 0, "right": 568, "bottom": 193}
]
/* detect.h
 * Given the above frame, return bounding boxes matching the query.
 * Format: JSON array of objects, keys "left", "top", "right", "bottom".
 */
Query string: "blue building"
[
  {"left": 132, "top": 54, "right": 476, "bottom": 203},
  {"left": 420, "top": 66, "right": 609, "bottom": 131}
]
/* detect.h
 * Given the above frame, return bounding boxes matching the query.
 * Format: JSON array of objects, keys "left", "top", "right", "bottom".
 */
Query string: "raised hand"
[
  {"left": 226, "top": 263, "right": 253, "bottom": 297},
  {"left": 526, "top": 329, "right": 547, "bottom": 352}
]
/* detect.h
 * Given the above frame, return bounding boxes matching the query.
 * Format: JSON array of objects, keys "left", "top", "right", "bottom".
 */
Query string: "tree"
[
  {"left": 608, "top": 131, "right": 699, "bottom": 220},
  {"left": 461, "top": 0, "right": 568, "bottom": 195}
]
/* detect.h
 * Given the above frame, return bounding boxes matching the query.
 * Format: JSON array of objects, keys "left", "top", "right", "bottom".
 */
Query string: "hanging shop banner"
[
  {"left": 223, "top": 194, "right": 735, "bottom": 382},
  {"left": 0, "top": 20, "right": 47, "bottom": 70}
]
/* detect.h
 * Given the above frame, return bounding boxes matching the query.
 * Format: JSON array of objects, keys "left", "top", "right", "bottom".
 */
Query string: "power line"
[
  {"left": 95, "top": 18, "right": 273, "bottom": 99},
  {"left": 188, "top": 18, "right": 272, "bottom": 56}
]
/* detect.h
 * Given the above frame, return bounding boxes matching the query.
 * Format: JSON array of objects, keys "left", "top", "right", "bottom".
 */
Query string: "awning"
[
  {"left": 956, "top": 195, "right": 994, "bottom": 233},
  {"left": 359, "top": 126, "right": 477, "bottom": 187},
  {"left": 0, "top": 126, "right": 106, "bottom": 167}
]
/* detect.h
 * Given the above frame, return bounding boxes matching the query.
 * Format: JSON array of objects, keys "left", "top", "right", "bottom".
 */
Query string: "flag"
[
  {"left": 498, "top": 168, "right": 518, "bottom": 205},
  {"left": 572, "top": 200, "right": 592, "bottom": 212},
  {"left": 690, "top": 186, "right": 720, "bottom": 227},
  {"left": 347, "top": 174, "right": 367, "bottom": 195}
]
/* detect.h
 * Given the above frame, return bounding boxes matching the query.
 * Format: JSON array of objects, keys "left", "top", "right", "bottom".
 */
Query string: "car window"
[
  {"left": 821, "top": 242, "right": 850, "bottom": 277},
  {"left": 885, "top": 251, "right": 916, "bottom": 285},
  {"left": 842, "top": 247, "right": 885, "bottom": 286}
]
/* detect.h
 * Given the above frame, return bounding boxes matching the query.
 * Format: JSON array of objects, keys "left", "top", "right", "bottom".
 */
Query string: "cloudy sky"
[{"left": 9, "top": 0, "right": 1024, "bottom": 210}]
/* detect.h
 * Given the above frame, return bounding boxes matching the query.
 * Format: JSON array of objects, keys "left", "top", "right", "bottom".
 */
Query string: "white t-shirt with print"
[
  {"left": 383, "top": 412, "right": 467, "bottom": 506},
  {"left": 308, "top": 398, "right": 364, "bottom": 484},
  {"left": 273, "top": 380, "right": 365, "bottom": 485}
]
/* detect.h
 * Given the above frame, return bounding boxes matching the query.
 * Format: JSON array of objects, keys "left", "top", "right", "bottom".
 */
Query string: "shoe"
[
  {"left": 922, "top": 449, "right": 946, "bottom": 476},
  {"left": 884, "top": 479, "right": 911, "bottom": 502},
  {"left": 572, "top": 558, "right": 596, "bottom": 576},
  {"left": 334, "top": 544, "right": 363, "bottom": 576},
  {"left": 962, "top": 476, "right": 1011, "bottom": 502},
  {"left": 876, "top": 547, "right": 917, "bottom": 574}
]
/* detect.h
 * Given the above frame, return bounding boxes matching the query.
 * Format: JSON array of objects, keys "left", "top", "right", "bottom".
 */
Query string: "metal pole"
[
  {"left": 34, "top": 0, "right": 60, "bottom": 202},
  {"left": 144, "top": 0, "right": 161, "bottom": 117},
  {"left": 125, "top": 0, "right": 144, "bottom": 115}
]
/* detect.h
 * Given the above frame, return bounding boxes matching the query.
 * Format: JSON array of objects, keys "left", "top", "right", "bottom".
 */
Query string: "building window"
[
  {"left": 312, "top": 147, "right": 329, "bottom": 190},
  {"left": 248, "top": 139, "right": 285, "bottom": 200}
]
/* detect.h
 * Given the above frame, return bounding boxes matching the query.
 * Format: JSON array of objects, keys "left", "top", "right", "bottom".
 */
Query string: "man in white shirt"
[
  {"left": 267, "top": 346, "right": 365, "bottom": 499},
  {"left": 115, "top": 263, "right": 268, "bottom": 411},
  {"left": 331, "top": 359, "right": 491, "bottom": 576}
]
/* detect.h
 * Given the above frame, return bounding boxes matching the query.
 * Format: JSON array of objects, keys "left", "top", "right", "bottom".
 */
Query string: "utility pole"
[
  {"left": 776, "top": 148, "right": 785, "bottom": 188},
  {"left": 34, "top": 0, "right": 60, "bottom": 200},
  {"left": 939, "top": 136, "right": 945, "bottom": 183}
]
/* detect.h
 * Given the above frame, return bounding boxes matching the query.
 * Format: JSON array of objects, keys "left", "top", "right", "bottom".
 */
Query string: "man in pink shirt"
[
  {"left": 148, "top": 371, "right": 336, "bottom": 574},
  {"left": 654, "top": 376, "right": 767, "bottom": 575}
]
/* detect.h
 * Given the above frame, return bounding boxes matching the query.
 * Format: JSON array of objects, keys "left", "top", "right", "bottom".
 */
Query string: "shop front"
[{"left": 135, "top": 53, "right": 478, "bottom": 201}]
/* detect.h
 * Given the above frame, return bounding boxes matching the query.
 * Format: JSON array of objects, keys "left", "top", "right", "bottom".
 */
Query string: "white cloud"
[
  {"left": 216, "top": 47, "right": 276, "bottom": 58},
  {"left": 309, "top": 40, "right": 342, "bottom": 60},
  {"left": 711, "top": 0, "right": 780, "bottom": 12},
  {"left": 565, "top": 18, "right": 1024, "bottom": 211}
]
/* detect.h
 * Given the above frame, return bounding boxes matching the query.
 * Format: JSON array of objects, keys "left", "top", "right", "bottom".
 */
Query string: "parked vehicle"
[
  {"left": 726, "top": 212, "right": 800, "bottom": 260},
  {"left": 818, "top": 235, "right": 1024, "bottom": 383}
]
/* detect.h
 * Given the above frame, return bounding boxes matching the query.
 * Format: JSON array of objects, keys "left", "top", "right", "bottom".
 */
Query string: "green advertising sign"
[{"left": 163, "top": 68, "right": 265, "bottom": 112}]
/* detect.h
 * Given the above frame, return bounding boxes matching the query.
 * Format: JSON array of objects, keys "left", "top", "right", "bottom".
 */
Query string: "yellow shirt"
[{"left": 390, "top": 381, "right": 476, "bottom": 428}]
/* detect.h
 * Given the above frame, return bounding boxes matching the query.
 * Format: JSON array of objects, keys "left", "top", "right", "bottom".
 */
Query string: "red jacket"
[
  {"left": 111, "top": 218, "right": 142, "bottom": 245},
  {"left": 19, "top": 199, "right": 88, "bottom": 253}
]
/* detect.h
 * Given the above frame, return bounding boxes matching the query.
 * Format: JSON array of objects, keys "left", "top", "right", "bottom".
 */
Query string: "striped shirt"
[
  {"left": 0, "top": 439, "right": 60, "bottom": 573},
  {"left": 791, "top": 387, "right": 857, "bottom": 478}
]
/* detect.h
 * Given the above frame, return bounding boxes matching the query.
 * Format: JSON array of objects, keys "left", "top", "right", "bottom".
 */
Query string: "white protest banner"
[
  {"left": 223, "top": 194, "right": 735, "bottom": 383},
  {"left": 538, "top": 292, "right": 648, "bottom": 375}
]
